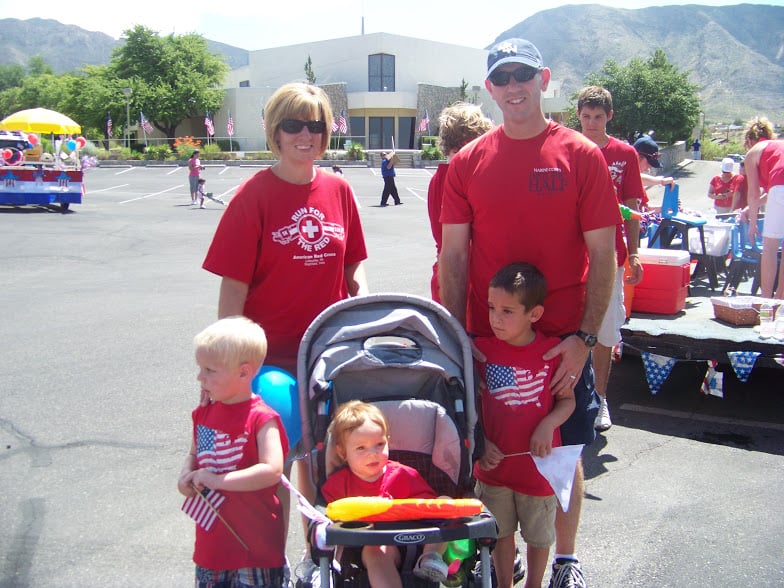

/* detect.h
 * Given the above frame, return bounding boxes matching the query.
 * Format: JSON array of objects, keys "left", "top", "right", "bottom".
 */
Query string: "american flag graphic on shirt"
[
  {"left": 485, "top": 363, "right": 550, "bottom": 408},
  {"left": 182, "top": 488, "right": 225, "bottom": 531},
  {"left": 195, "top": 424, "right": 248, "bottom": 473}
]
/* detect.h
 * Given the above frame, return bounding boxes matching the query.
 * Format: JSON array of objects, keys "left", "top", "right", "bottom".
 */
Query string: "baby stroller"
[{"left": 297, "top": 293, "right": 498, "bottom": 588}]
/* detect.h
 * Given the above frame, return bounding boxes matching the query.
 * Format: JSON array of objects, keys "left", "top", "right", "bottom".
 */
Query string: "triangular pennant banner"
[
  {"left": 727, "top": 351, "right": 761, "bottom": 383},
  {"left": 772, "top": 355, "right": 784, "bottom": 368},
  {"left": 531, "top": 444, "right": 584, "bottom": 512},
  {"left": 641, "top": 352, "right": 677, "bottom": 395},
  {"left": 701, "top": 360, "right": 723, "bottom": 398}
]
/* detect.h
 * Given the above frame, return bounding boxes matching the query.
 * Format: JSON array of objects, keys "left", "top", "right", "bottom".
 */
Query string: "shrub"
[
  {"left": 173, "top": 136, "right": 202, "bottom": 159},
  {"left": 144, "top": 144, "right": 173, "bottom": 160},
  {"left": 201, "top": 143, "right": 224, "bottom": 160},
  {"left": 421, "top": 144, "right": 444, "bottom": 161},
  {"left": 346, "top": 142, "right": 365, "bottom": 161}
]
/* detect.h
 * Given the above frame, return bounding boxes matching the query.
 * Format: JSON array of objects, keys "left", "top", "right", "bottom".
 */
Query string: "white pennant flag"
[{"left": 505, "top": 444, "right": 584, "bottom": 512}]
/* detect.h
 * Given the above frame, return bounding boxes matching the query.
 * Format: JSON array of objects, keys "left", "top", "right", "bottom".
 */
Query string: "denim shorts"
[
  {"left": 559, "top": 351, "right": 599, "bottom": 447},
  {"left": 195, "top": 564, "right": 290, "bottom": 588}
]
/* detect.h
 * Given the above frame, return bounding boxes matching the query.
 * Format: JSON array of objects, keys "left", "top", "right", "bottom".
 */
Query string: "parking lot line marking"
[
  {"left": 115, "top": 167, "right": 135, "bottom": 175},
  {"left": 166, "top": 167, "right": 181, "bottom": 175},
  {"left": 620, "top": 403, "right": 784, "bottom": 431},
  {"left": 89, "top": 184, "right": 130, "bottom": 193},
  {"left": 406, "top": 187, "right": 426, "bottom": 202},
  {"left": 119, "top": 185, "right": 183, "bottom": 204}
]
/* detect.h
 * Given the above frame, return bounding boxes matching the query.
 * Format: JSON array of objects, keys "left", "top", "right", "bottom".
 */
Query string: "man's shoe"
[
  {"left": 594, "top": 396, "right": 612, "bottom": 432},
  {"left": 548, "top": 558, "right": 586, "bottom": 588}
]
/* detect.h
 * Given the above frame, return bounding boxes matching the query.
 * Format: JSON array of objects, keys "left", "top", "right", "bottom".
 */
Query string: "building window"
[
  {"left": 369, "top": 117, "right": 395, "bottom": 150},
  {"left": 350, "top": 117, "right": 365, "bottom": 143},
  {"left": 239, "top": 80, "right": 250, "bottom": 87},
  {"left": 368, "top": 54, "right": 395, "bottom": 92}
]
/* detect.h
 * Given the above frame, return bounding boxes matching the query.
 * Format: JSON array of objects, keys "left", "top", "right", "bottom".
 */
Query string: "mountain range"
[{"left": 1, "top": 5, "right": 782, "bottom": 123}]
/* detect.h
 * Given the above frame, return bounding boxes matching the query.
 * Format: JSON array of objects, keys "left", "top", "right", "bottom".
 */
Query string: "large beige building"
[{"left": 204, "top": 33, "right": 568, "bottom": 152}]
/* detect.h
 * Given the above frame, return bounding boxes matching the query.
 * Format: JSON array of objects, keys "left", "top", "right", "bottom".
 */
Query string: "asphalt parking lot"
[{"left": 1, "top": 161, "right": 782, "bottom": 587}]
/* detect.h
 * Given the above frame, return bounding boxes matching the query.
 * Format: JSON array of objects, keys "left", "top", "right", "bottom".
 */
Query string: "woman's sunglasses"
[
  {"left": 278, "top": 119, "right": 327, "bottom": 134},
  {"left": 487, "top": 65, "right": 541, "bottom": 86}
]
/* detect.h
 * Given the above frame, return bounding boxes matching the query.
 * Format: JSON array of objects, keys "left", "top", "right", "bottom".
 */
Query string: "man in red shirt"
[{"left": 439, "top": 38, "right": 619, "bottom": 588}]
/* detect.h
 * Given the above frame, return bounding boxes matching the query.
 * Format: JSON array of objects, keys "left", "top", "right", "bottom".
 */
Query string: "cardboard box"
[{"left": 631, "top": 249, "right": 691, "bottom": 314}]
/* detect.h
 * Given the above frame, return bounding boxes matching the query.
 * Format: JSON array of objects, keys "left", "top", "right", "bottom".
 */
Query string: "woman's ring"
[{"left": 569, "top": 375, "right": 577, "bottom": 380}]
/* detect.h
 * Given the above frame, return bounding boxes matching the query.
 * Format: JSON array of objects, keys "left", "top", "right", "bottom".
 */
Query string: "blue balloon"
[{"left": 252, "top": 365, "right": 301, "bottom": 447}]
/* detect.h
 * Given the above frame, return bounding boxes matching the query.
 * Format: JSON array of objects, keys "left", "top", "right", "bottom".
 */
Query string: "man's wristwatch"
[{"left": 575, "top": 330, "right": 598, "bottom": 348}]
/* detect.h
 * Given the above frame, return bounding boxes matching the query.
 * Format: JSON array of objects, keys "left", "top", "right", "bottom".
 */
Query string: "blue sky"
[{"left": 3, "top": 0, "right": 779, "bottom": 51}]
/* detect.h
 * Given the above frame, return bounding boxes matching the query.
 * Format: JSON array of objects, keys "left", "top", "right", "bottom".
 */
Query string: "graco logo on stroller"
[{"left": 393, "top": 533, "right": 426, "bottom": 544}]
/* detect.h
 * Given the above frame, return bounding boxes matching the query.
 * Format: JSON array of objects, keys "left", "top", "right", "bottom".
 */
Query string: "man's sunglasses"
[
  {"left": 488, "top": 65, "right": 541, "bottom": 86},
  {"left": 278, "top": 119, "right": 327, "bottom": 134}
]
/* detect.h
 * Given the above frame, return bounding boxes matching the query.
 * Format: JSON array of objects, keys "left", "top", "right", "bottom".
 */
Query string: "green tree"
[
  {"left": 0, "top": 64, "right": 25, "bottom": 92},
  {"left": 304, "top": 55, "right": 316, "bottom": 84},
  {"left": 27, "top": 55, "right": 55, "bottom": 77},
  {"left": 109, "top": 25, "right": 229, "bottom": 145},
  {"left": 581, "top": 49, "right": 701, "bottom": 145},
  {"left": 459, "top": 78, "right": 469, "bottom": 102}
]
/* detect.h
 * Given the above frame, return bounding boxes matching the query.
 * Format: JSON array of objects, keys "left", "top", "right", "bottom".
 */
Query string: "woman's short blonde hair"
[
  {"left": 264, "top": 82, "right": 333, "bottom": 158},
  {"left": 744, "top": 116, "right": 774, "bottom": 145},
  {"left": 193, "top": 316, "right": 268, "bottom": 370},
  {"left": 327, "top": 400, "right": 390, "bottom": 450},
  {"left": 438, "top": 102, "right": 494, "bottom": 155}
]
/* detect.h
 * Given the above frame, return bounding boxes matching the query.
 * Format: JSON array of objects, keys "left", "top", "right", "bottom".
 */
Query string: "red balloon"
[
  {"left": 27, "top": 133, "right": 39, "bottom": 146},
  {"left": 2, "top": 148, "right": 12, "bottom": 160},
  {"left": 76, "top": 136, "right": 86, "bottom": 149}
]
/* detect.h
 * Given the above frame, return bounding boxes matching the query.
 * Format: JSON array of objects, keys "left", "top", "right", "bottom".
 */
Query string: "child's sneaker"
[
  {"left": 548, "top": 557, "right": 586, "bottom": 588},
  {"left": 199, "top": 204, "right": 206, "bottom": 209},
  {"left": 413, "top": 552, "right": 448, "bottom": 583}
]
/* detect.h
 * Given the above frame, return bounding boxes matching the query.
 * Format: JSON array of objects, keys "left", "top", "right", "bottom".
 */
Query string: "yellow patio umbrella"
[{"left": 0, "top": 107, "right": 81, "bottom": 134}]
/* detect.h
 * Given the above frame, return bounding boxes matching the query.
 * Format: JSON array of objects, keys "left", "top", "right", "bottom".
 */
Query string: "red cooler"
[{"left": 631, "top": 248, "right": 691, "bottom": 314}]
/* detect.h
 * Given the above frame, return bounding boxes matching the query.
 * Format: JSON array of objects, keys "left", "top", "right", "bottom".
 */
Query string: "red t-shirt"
[
  {"left": 709, "top": 174, "right": 737, "bottom": 209},
  {"left": 441, "top": 122, "right": 620, "bottom": 337},
  {"left": 473, "top": 333, "right": 562, "bottom": 496},
  {"left": 321, "top": 460, "right": 437, "bottom": 504},
  {"left": 427, "top": 163, "right": 450, "bottom": 302},
  {"left": 759, "top": 140, "right": 784, "bottom": 191},
  {"left": 191, "top": 395, "right": 289, "bottom": 570},
  {"left": 602, "top": 136, "right": 646, "bottom": 267},
  {"left": 203, "top": 168, "right": 367, "bottom": 371},
  {"left": 735, "top": 174, "right": 748, "bottom": 210}
]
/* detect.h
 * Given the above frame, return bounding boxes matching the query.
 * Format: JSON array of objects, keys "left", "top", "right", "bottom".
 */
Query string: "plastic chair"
[
  {"left": 647, "top": 185, "right": 714, "bottom": 286},
  {"left": 722, "top": 218, "right": 764, "bottom": 295},
  {"left": 648, "top": 184, "right": 708, "bottom": 250}
]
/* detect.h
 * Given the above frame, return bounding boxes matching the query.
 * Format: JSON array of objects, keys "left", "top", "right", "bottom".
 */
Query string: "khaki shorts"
[{"left": 475, "top": 480, "right": 556, "bottom": 548}]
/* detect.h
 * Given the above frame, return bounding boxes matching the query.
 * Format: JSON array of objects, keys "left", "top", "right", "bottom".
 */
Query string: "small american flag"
[
  {"left": 261, "top": 108, "right": 266, "bottom": 131},
  {"left": 418, "top": 110, "right": 430, "bottom": 133},
  {"left": 338, "top": 109, "right": 347, "bottom": 134},
  {"left": 204, "top": 114, "right": 215, "bottom": 136},
  {"left": 182, "top": 488, "right": 225, "bottom": 531},
  {"left": 106, "top": 113, "right": 112, "bottom": 137},
  {"left": 227, "top": 113, "right": 234, "bottom": 137},
  {"left": 331, "top": 118, "right": 338, "bottom": 133},
  {"left": 140, "top": 112, "right": 154, "bottom": 134}
]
